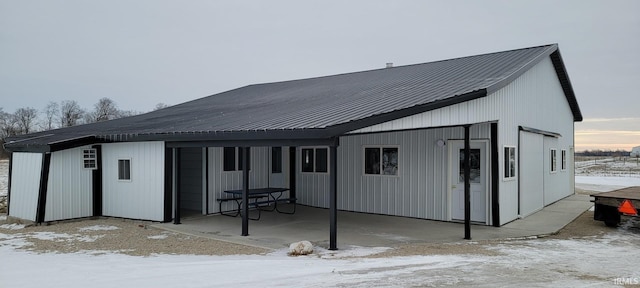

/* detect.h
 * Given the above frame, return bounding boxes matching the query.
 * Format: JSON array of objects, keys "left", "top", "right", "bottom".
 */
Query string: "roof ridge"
[{"left": 247, "top": 44, "right": 558, "bottom": 87}]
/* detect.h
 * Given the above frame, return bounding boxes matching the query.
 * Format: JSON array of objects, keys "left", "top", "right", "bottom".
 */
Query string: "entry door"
[
  {"left": 269, "top": 147, "right": 286, "bottom": 187},
  {"left": 449, "top": 140, "right": 488, "bottom": 223}
]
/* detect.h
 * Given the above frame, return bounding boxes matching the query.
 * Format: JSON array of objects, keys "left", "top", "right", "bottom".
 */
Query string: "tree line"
[
  {"left": 575, "top": 149, "right": 631, "bottom": 157},
  {"left": 0, "top": 98, "right": 168, "bottom": 158}
]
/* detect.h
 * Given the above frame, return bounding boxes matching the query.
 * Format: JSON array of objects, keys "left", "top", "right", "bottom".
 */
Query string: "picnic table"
[{"left": 218, "top": 187, "right": 296, "bottom": 220}]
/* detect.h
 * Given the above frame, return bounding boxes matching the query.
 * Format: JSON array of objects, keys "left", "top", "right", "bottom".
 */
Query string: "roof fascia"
[{"left": 549, "top": 49, "right": 583, "bottom": 122}]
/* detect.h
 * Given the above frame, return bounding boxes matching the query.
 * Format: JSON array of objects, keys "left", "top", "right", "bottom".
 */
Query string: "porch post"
[
  {"left": 464, "top": 125, "right": 471, "bottom": 240},
  {"left": 174, "top": 148, "right": 181, "bottom": 224},
  {"left": 329, "top": 139, "right": 338, "bottom": 250},
  {"left": 241, "top": 147, "right": 250, "bottom": 236}
]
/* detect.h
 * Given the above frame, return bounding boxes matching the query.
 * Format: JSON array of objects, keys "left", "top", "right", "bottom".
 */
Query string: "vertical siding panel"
[
  {"left": 45, "top": 146, "right": 93, "bottom": 221},
  {"left": 102, "top": 142, "right": 164, "bottom": 221},
  {"left": 8, "top": 153, "right": 43, "bottom": 221}
]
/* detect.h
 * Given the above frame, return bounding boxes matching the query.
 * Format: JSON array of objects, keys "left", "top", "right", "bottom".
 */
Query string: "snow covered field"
[{"left": 1, "top": 158, "right": 639, "bottom": 287}]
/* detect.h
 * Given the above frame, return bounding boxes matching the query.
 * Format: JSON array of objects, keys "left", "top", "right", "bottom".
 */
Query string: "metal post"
[
  {"left": 329, "top": 142, "right": 338, "bottom": 250},
  {"left": 464, "top": 125, "right": 471, "bottom": 240},
  {"left": 174, "top": 148, "right": 181, "bottom": 224},
  {"left": 241, "top": 147, "right": 250, "bottom": 236}
]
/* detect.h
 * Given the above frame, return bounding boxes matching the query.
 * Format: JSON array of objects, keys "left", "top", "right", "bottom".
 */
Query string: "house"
[{"left": 4, "top": 44, "right": 582, "bottom": 249}]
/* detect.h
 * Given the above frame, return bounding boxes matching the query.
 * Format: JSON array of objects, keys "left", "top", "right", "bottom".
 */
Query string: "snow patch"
[
  {"left": 0, "top": 215, "right": 6, "bottom": 221},
  {"left": 78, "top": 225, "right": 119, "bottom": 232},
  {"left": 0, "top": 223, "right": 26, "bottom": 230},
  {"left": 147, "top": 234, "right": 168, "bottom": 240}
]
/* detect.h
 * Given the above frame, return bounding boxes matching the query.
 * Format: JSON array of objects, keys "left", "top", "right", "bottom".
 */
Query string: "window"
[
  {"left": 118, "top": 159, "right": 131, "bottom": 180},
  {"left": 83, "top": 149, "right": 97, "bottom": 170},
  {"left": 550, "top": 149, "right": 557, "bottom": 172},
  {"left": 561, "top": 149, "right": 567, "bottom": 171},
  {"left": 365, "top": 147, "right": 398, "bottom": 176},
  {"left": 223, "top": 147, "right": 236, "bottom": 171},
  {"left": 301, "top": 147, "right": 328, "bottom": 173},
  {"left": 504, "top": 146, "right": 516, "bottom": 180},
  {"left": 223, "top": 147, "right": 250, "bottom": 172},
  {"left": 271, "top": 147, "right": 282, "bottom": 173}
]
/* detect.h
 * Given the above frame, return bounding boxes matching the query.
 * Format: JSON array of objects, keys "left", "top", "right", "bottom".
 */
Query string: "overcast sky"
[{"left": 1, "top": 0, "right": 638, "bottom": 151}]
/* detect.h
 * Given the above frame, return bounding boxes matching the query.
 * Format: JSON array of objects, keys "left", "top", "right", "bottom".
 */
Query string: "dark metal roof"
[{"left": 4, "top": 44, "right": 582, "bottom": 152}]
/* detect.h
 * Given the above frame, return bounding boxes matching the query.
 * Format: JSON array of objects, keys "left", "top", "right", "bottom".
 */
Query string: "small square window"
[
  {"left": 551, "top": 149, "right": 557, "bottom": 172},
  {"left": 238, "top": 148, "right": 250, "bottom": 171},
  {"left": 365, "top": 147, "right": 398, "bottom": 176},
  {"left": 83, "top": 149, "right": 97, "bottom": 170},
  {"left": 301, "top": 147, "right": 328, "bottom": 173},
  {"left": 118, "top": 159, "right": 131, "bottom": 180},
  {"left": 504, "top": 146, "right": 516, "bottom": 180}
]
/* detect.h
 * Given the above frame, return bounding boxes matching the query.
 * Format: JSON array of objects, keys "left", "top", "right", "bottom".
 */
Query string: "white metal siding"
[
  {"left": 347, "top": 57, "right": 575, "bottom": 225},
  {"left": 294, "top": 125, "right": 490, "bottom": 221},
  {"left": 44, "top": 146, "right": 93, "bottom": 221},
  {"left": 8, "top": 152, "right": 42, "bottom": 221},
  {"left": 102, "top": 142, "right": 165, "bottom": 221},
  {"left": 519, "top": 131, "right": 544, "bottom": 217},
  {"left": 207, "top": 147, "right": 271, "bottom": 213}
]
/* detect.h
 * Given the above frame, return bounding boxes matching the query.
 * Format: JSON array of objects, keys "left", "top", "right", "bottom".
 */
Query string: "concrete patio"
[{"left": 154, "top": 194, "right": 593, "bottom": 250}]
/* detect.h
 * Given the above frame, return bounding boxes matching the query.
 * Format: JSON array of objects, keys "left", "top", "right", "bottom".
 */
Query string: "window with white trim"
[
  {"left": 504, "top": 146, "right": 516, "bottom": 180},
  {"left": 364, "top": 147, "right": 398, "bottom": 176},
  {"left": 301, "top": 147, "right": 328, "bottom": 173},
  {"left": 561, "top": 149, "right": 567, "bottom": 171},
  {"left": 223, "top": 147, "right": 251, "bottom": 172},
  {"left": 550, "top": 149, "right": 557, "bottom": 173},
  {"left": 118, "top": 159, "right": 131, "bottom": 180},
  {"left": 83, "top": 148, "right": 97, "bottom": 170}
]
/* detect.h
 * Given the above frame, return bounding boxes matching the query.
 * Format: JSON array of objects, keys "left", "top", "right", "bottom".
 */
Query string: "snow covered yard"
[
  {"left": 1, "top": 218, "right": 639, "bottom": 287},
  {"left": 0, "top": 158, "right": 639, "bottom": 287},
  {"left": 0, "top": 159, "right": 7, "bottom": 197}
]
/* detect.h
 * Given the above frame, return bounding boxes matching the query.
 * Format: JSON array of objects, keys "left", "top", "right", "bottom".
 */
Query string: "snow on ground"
[
  {"left": 1, "top": 220, "right": 639, "bottom": 287},
  {"left": 78, "top": 225, "right": 119, "bottom": 232}
]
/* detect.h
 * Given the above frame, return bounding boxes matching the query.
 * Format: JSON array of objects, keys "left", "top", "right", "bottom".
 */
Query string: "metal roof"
[{"left": 4, "top": 44, "right": 582, "bottom": 152}]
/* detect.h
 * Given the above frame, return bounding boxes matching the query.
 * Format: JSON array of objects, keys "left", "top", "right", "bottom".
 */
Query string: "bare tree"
[
  {"left": 0, "top": 108, "right": 18, "bottom": 140},
  {"left": 59, "top": 100, "right": 85, "bottom": 127},
  {"left": 41, "top": 101, "right": 59, "bottom": 130},
  {"left": 89, "top": 97, "right": 120, "bottom": 122},
  {"left": 14, "top": 107, "right": 39, "bottom": 134},
  {"left": 154, "top": 103, "right": 169, "bottom": 110}
]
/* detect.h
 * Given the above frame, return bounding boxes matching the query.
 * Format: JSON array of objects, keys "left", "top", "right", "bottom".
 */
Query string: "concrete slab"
[{"left": 153, "top": 194, "right": 594, "bottom": 250}]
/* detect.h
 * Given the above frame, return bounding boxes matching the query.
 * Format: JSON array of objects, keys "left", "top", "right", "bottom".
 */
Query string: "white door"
[
  {"left": 269, "top": 147, "right": 286, "bottom": 188},
  {"left": 519, "top": 131, "right": 544, "bottom": 217},
  {"left": 449, "top": 140, "right": 488, "bottom": 223}
]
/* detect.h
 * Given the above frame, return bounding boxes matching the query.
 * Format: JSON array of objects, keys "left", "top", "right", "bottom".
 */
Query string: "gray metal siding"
[
  {"left": 348, "top": 57, "right": 575, "bottom": 225},
  {"left": 519, "top": 131, "right": 544, "bottom": 217},
  {"left": 44, "top": 146, "right": 93, "bottom": 221},
  {"left": 207, "top": 147, "right": 270, "bottom": 214},
  {"left": 8, "top": 152, "right": 42, "bottom": 221},
  {"left": 102, "top": 142, "right": 165, "bottom": 221},
  {"left": 295, "top": 125, "right": 490, "bottom": 221},
  {"left": 179, "top": 147, "right": 203, "bottom": 212}
]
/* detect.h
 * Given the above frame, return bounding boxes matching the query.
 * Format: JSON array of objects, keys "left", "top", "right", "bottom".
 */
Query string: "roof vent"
[{"left": 386, "top": 63, "right": 393, "bottom": 68}]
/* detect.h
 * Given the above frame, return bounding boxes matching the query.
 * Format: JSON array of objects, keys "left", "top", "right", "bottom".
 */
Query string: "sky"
[{"left": 0, "top": 0, "right": 638, "bottom": 151}]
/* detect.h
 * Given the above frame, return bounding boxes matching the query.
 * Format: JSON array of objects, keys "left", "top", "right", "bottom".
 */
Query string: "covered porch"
[{"left": 155, "top": 194, "right": 592, "bottom": 250}]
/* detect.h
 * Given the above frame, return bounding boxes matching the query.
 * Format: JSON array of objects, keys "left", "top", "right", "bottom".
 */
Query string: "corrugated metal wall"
[
  {"left": 519, "top": 131, "right": 544, "bottom": 217},
  {"left": 8, "top": 152, "right": 42, "bottom": 221},
  {"left": 44, "top": 146, "right": 93, "bottom": 221},
  {"left": 347, "top": 57, "right": 576, "bottom": 225},
  {"left": 296, "top": 125, "right": 490, "bottom": 222},
  {"left": 102, "top": 142, "right": 165, "bottom": 221},
  {"left": 207, "top": 146, "right": 270, "bottom": 213}
]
